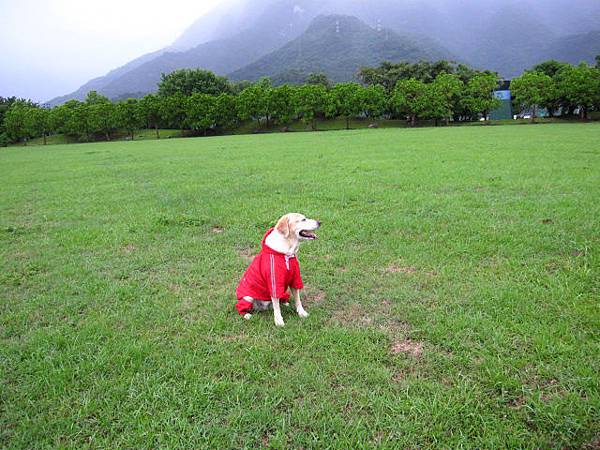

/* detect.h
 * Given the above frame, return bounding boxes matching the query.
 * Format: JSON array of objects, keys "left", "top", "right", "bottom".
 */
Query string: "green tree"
[
  {"left": 51, "top": 100, "right": 88, "bottom": 141},
  {"left": 88, "top": 103, "right": 117, "bottom": 141},
  {"left": 392, "top": 78, "right": 429, "bottom": 126},
  {"left": 358, "top": 60, "right": 469, "bottom": 95},
  {"left": 555, "top": 63, "right": 600, "bottom": 120},
  {"left": 530, "top": 60, "right": 570, "bottom": 117},
  {"left": 427, "top": 73, "right": 464, "bottom": 125},
  {"left": 158, "top": 69, "right": 231, "bottom": 97},
  {"left": 237, "top": 78, "right": 275, "bottom": 129},
  {"left": 85, "top": 90, "right": 109, "bottom": 105},
  {"left": 533, "top": 60, "right": 570, "bottom": 79},
  {"left": 159, "top": 93, "right": 188, "bottom": 131},
  {"left": 186, "top": 93, "right": 216, "bottom": 135},
  {"left": 270, "top": 85, "right": 297, "bottom": 127},
  {"left": 139, "top": 94, "right": 163, "bottom": 139},
  {"left": 294, "top": 84, "right": 329, "bottom": 131},
  {"left": 595, "top": 55, "right": 600, "bottom": 69},
  {"left": 116, "top": 98, "right": 144, "bottom": 140},
  {"left": 0, "top": 97, "right": 26, "bottom": 132},
  {"left": 231, "top": 80, "right": 253, "bottom": 95},
  {"left": 462, "top": 73, "right": 501, "bottom": 121},
  {"left": 510, "top": 71, "right": 554, "bottom": 122},
  {"left": 3, "top": 103, "right": 30, "bottom": 145},
  {"left": 25, "top": 107, "right": 52, "bottom": 145},
  {"left": 306, "top": 73, "right": 332, "bottom": 89},
  {"left": 361, "top": 84, "right": 387, "bottom": 120},
  {"left": 213, "top": 94, "right": 239, "bottom": 131},
  {"left": 327, "top": 82, "right": 364, "bottom": 129}
]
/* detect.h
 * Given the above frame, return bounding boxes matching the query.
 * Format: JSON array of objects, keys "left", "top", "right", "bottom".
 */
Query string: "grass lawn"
[{"left": 1, "top": 124, "right": 599, "bottom": 448}]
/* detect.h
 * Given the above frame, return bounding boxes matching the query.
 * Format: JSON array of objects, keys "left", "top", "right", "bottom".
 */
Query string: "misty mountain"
[
  {"left": 48, "top": 0, "right": 600, "bottom": 105},
  {"left": 229, "top": 15, "right": 453, "bottom": 83},
  {"left": 543, "top": 30, "right": 600, "bottom": 66},
  {"left": 48, "top": 0, "right": 321, "bottom": 106},
  {"left": 47, "top": 48, "right": 167, "bottom": 106}
]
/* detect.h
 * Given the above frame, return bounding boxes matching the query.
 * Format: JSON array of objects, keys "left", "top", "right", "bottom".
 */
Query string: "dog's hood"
[{"left": 261, "top": 227, "right": 293, "bottom": 257}]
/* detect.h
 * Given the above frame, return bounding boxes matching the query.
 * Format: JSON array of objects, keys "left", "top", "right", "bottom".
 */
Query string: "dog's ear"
[{"left": 276, "top": 215, "right": 291, "bottom": 238}]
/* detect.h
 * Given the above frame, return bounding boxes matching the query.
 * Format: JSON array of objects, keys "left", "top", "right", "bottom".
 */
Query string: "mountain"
[
  {"left": 47, "top": 0, "right": 600, "bottom": 105},
  {"left": 47, "top": 49, "right": 167, "bottom": 106},
  {"left": 543, "top": 31, "right": 600, "bottom": 66},
  {"left": 458, "top": 3, "right": 557, "bottom": 77},
  {"left": 229, "top": 15, "right": 453, "bottom": 83},
  {"left": 48, "top": 0, "right": 323, "bottom": 105}
]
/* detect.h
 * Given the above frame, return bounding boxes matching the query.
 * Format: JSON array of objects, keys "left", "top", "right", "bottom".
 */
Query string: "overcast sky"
[{"left": 0, "top": 0, "right": 222, "bottom": 102}]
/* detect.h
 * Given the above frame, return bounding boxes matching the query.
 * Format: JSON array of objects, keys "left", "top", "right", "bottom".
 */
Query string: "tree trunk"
[
  {"left": 580, "top": 107, "right": 587, "bottom": 121},
  {"left": 105, "top": 131, "right": 110, "bottom": 141},
  {"left": 346, "top": 117, "right": 349, "bottom": 130},
  {"left": 312, "top": 118, "right": 317, "bottom": 131},
  {"left": 155, "top": 124, "right": 160, "bottom": 139},
  {"left": 43, "top": 133, "right": 47, "bottom": 145},
  {"left": 531, "top": 105, "right": 537, "bottom": 123},
  {"left": 131, "top": 130, "right": 134, "bottom": 140},
  {"left": 434, "top": 118, "right": 438, "bottom": 127},
  {"left": 445, "top": 117, "right": 449, "bottom": 126},
  {"left": 411, "top": 115, "right": 416, "bottom": 127}
]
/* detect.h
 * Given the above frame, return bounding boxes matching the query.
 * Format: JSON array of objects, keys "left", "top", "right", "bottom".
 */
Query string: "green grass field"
[{"left": 1, "top": 124, "right": 599, "bottom": 448}]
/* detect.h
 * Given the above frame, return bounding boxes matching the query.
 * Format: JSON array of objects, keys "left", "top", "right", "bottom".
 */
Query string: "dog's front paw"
[
  {"left": 274, "top": 316, "right": 285, "bottom": 327},
  {"left": 297, "top": 309, "right": 309, "bottom": 319},
  {"left": 244, "top": 313, "right": 253, "bottom": 320}
]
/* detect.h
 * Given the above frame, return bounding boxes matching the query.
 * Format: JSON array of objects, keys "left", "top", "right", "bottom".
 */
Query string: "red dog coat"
[{"left": 236, "top": 228, "right": 304, "bottom": 315}]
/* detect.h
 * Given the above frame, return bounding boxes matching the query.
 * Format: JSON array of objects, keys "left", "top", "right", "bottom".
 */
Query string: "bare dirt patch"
[
  {"left": 584, "top": 436, "right": 600, "bottom": 449},
  {"left": 392, "top": 366, "right": 416, "bottom": 383},
  {"left": 390, "top": 339, "right": 423, "bottom": 357},
  {"left": 384, "top": 265, "right": 437, "bottom": 277},
  {"left": 507, "top": 396, "right": 526, "bottom": 409},
  {"left": 330, "top": 304, "right": 374, "bottom": 327},
  {"left": 168, "top": 283, "right": 181, "bottom": 294},
  {"left": 303, "top": 288, "right": 326, "bottom": 305},
  {"left": 121, "top": 244, "right": 136, "bottom": 254},
  {"left": 542, "top": 218, "right": 554, "bottom": 225},
  {"left": 237, "top": 248, "right": 256, "bottom": 263},
  {"left": 261, "top": 435, "right": 270, "bottom": 447},
  {"left": 211, "top": 226, "right": 224, "bottom": 233},
  {"left": 384, "top": 265, "right": 417, "bottom": 274}
]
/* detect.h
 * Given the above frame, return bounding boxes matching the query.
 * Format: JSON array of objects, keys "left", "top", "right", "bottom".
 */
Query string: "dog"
[{"left": 236, "top": 213, "right": 320, "bottom": 327}]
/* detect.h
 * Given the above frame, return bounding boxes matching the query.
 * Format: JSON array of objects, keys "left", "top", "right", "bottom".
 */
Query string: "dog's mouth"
[{"left": 299, "top": 230, "right": 318, "bottom": 240}]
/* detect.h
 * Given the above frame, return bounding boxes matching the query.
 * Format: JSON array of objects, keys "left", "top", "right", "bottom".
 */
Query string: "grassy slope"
[{"left": 1, "top": 124, "right": 599, "bottom": 448}]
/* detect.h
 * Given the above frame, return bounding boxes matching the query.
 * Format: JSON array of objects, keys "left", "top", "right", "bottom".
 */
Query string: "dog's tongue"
[{"left": 300, "top": 230, "right": 317, "bottom": 239}]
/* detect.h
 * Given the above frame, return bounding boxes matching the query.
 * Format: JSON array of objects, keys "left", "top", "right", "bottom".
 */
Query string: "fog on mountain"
[{"left": 49, "top": 0, "right": 600, "bottom": 105}]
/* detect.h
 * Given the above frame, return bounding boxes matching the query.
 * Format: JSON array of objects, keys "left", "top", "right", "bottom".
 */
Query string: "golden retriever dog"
[{"left": 235, "top": 213, "right": 320, "bottom": 327}]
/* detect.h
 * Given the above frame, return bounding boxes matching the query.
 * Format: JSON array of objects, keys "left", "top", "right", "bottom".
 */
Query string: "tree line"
[{"left": 2, "top": 57, "right": 599, "bottom": 146}]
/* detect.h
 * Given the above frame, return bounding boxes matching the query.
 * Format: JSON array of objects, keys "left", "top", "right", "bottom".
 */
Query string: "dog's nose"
[{"left": 317, "top": 220, "right": 321, "bottom": 227}]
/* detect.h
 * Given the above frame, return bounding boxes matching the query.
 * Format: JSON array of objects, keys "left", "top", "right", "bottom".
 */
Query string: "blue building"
[{"left": 490, "top": 80, "right": 513, "bottom": 120}]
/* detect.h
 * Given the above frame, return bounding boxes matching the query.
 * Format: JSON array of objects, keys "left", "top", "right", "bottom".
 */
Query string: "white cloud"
[{"left": 0, "top": 0, "right": 223, "bottom": 101}]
